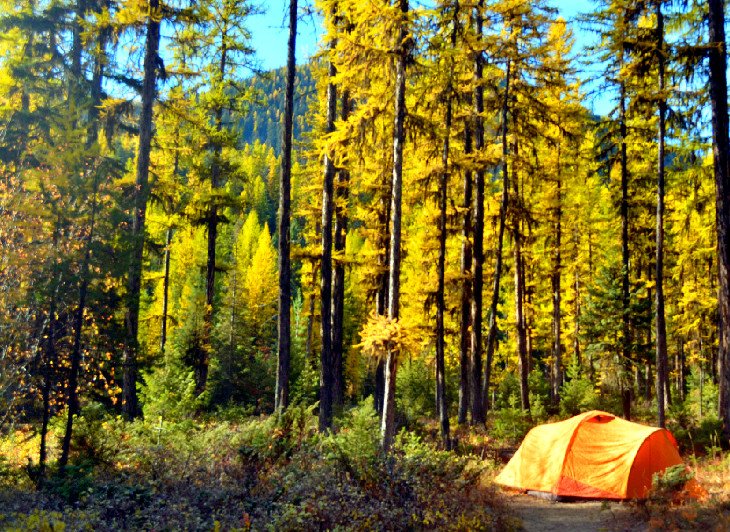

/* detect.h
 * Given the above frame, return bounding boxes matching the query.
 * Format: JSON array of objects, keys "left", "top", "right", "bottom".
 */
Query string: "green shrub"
[
  {"left": 490, "top": 403, "right": 532, "bottom": 444},
  {"left": 45, "top": 460, "right": 95, "bottom": 504},
  {"left": 396, "top": 357, "right": 434, "bottom": 423},
  {"left": 560, "top": 359, "right": 598, "bottom": 416},
  {"left": 140, "top": 356, "right": 201, "bottom": 421}
]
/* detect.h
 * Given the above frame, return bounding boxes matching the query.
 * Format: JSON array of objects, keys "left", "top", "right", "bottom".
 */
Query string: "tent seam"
[{"left": 553, "top": 410, "right": 606, "bottom": 496}]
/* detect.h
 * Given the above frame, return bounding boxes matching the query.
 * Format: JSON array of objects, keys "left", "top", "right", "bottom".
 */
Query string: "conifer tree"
[
  {"left": 276, "top": 0, "right": 298, "bottom": 412},
  {"left": 708, "top": 0, "right": 730, "bottom": 438},
  {"left": 381, "top": 0, "right": 409, "bottom": 451},
  {"left": 123, "top": 0, "right": 162, "bottom": 419},
  {"left": 318, "top": 1, "right": 338, "bottom": 431}
]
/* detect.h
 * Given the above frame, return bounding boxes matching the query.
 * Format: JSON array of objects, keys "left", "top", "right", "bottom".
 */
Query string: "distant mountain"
[{"left": 239, "top": 64, "right": 316, "bottom": 153}]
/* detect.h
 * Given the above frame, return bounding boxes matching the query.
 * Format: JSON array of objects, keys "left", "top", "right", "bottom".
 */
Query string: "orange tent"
[{"left": 495, "top": 410, "right": 683, "bottom": 499}]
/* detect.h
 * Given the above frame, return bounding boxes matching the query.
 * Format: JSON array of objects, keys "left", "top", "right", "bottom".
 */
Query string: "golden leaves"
[{"left": 358, "top": 311, "right": 417, "bottom": 361}]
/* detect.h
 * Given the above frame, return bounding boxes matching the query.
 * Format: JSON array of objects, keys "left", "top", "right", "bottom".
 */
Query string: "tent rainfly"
[{"left": 495, "top": 410, "right": 684, "bottom": 500}]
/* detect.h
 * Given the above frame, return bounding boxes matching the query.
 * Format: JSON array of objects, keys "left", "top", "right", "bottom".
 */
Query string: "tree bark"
[
  {"left": 551, "top": 144, "right": 563, "bottom": 408},
  {"left": 275, "top": 0, "right": 297, "bottom": 412},
  {"left": 434, "top": 4, "right": 457, "bottom": 449},
  {"left": 319, "top": 49, "right": 337, "bottom": 432},
  {"left": 381, "top": 0, "right": 408, "bottom": 452},
  {"left": 458, "top": 123, "right": 473, "bottom": 425},
  {"left": 619, "top": 79, "right": 631, "bottom": 390},
  {"left": 483, "top": 58, "right": 510, "bottom": 415},
  {"left": 60, "top": 172, "right": 99, "bottom": 473},
  {"left": 513, "top": 131, "right": 530, "bottom": 413},
  {"left": 375, "top": 194, "right": 391, "bottom": 416},
  {"left": 708, "top": 0, "right": 730, "bottom": 439},
  {"left": 161, "top": 227, "right": 172, "bottom": 356},
  {"left": 655, "top": 2, "right": 670, "bottom": 428},
  {"left": 332, "top": 89, "right": 351, "bottom": 408},
  {"left": 197, "top": 39, "right": 229, "bottom": 395},
  {"left": 573, "top": 227, "right": 581, "bottom": 367},
  {"left": 470, "top": 0, "right": 486, "bottom": 425},
  {"left": 38, "top": 267, "right": 60, "bottom": 487},
  {"left": 123, "top": 0, "right": 160, "bottom": 419}
]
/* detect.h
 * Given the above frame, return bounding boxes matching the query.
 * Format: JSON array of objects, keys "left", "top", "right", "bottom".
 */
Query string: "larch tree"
[
  {"left": 381, "top": 0, "right": 409, "bottom": 451},
  {"left": 122, "top": 0, "right": 163, "bottom": 419},
  {"left": 318, "top": 0, "right": 338, "bottom": 432},
  {"left": 276, "top": 0, "right": 298, "bottom": 412},
  {"left": 469, "top": 0, "right": 486, "bottom": 425},
  {"left": 708, "top": 0, "right": 730, "bottom": 439}
]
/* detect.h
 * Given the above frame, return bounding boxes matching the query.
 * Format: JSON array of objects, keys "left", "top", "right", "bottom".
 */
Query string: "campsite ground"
[
  {"left": 506, "top": 493, "right": 646, "bottom": 531},
  {"left": 502, "top": 454, "right": 730, "bottom": 532}
]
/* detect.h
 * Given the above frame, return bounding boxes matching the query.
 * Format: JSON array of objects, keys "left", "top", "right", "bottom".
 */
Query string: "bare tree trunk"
[
  {"left": 572, "top": 227, "right": 581, "bottom": 367},
  {"left": 708, "top": 0, "right": 730, "bottom": 440},
  {"left": 512, "top": 131, "right": 530, "bottom": 413},
  {"left": 619, "top": 79, "right": 631, "bottom": 391},
  {"left": 275, "top": 0, "right": 298, "bottom": 412},
  {"left": 458, "top": 123, "right": 472, "bottom": 425},
  {"left": 38, "top": 268, "right": 60, "bottom": 487},
  {"left": 483, "top": 59, "right": 510, "bottom": 415},
  {"left": 333, "top": 89, "right": 351, "bottom": 408},
  {"left": 470, "top": 0, "right": 486, "bottom": 425},
  {"left": 435, "top": 4, "right": 457, "bottom": 448},
  {"left": 306, "top": 265, "right": 317, "bottom": 367},
  {"left": 655, "top": 2, "right": 670, "bottom": 427},
  {"left": 161, "top": 227, "right": 172, "bottom": 355},
  {"left": 197, "top": 40, "right": 230, "bottom": 395},
  {"left": 60, "top": 173, "right": 99, "bottom": 473},
  {"left": 551, "top": 147, "right": 563, "bottom": 408},
  {"left": 319, "top": 50, "right": 338, "bottom": 432},
  {"left": 123, "top": 0, "right": 160, "bottom": 419},
  {"left": 514, "top": 230, "right": 529, "bottom": 412},
  {"left": 381, "top": 0, "right": 408, "bottom": 452},
  {"left": 375, "top": 196, "right": 391, "bottom": 416}
]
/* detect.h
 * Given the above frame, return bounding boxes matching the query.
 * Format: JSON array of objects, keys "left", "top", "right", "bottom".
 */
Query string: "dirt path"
[{"left": 506, "top": 493, "right": 649, "bottom": 532}]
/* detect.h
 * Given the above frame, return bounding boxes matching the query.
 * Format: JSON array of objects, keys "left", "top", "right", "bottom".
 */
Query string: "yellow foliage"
[{"left": 358, "top": 311, "right": 417, "bottom": 361}]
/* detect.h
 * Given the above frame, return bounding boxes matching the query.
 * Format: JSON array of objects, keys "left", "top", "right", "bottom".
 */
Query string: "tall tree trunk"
[
  {"left": 551, "top": 144, "right": 563, "bottom": 408},
  {"left": 458, "top": 123, "right": 473, "bottom": 425},
  {"left": 275, "top": 0, "right": 297, "bottom": 412},
  {"left": 655, "top": 2, "right": 670, "bottom": 428},
  {"left": 198, "top": 41, "right": 229, "bottom": 395},
  {"left": 483, "top": 58, "right": 510, "bottom": 414},
  {"left": 123, "top": 0, "right": 160, "bottom": 419},
  {"left": 513, "top": 132, "right": 530, "bottom": 413},
  {"left": 573, "top": 227, "right": 581, "bottom": 367},
  {"left": 87, "top": 0, "right": 110, "bottom": 148},
  {"left": 708, "top": 0, "right": 730, "bottom": 439},
  {"left": 375, "top": 195, "right": 391, "bottom": 416},
  {"left": 381, "top": 0, "right": 408, "bottom": 452},
  {"left": 306, "top": 265, "right": 318, "bottom": 367},
  {"left": 161, "top": 227, "right": 172, "bottom": 356},
  {"left": 332, "top": 89, "right": 351, "bottom": 408},
  {"left": 60, "top": 173, "right": 99, "bottom": 473},
  {"left": 470, "top": 0, "right": 486, "bottom": 425},
  {"left": 319, "top": 49, "right": 338, "bottom": 432},
  {"left": 38, "top": 266, "right": 60, "bottom": 487},
  {"left": 619, "top": 79, "right": 631, "bottom": 390},
  {"left": 435, "top": 5, "right": 457, "bottom": 448}
]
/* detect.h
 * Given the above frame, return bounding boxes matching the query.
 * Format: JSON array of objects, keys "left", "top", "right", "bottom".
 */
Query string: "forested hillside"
[
  {"left": 1, "top": 0, "right": 730, "bottom": 528},
  {"left": 239, "top": 65, "right": 315, "bottom": 151}
]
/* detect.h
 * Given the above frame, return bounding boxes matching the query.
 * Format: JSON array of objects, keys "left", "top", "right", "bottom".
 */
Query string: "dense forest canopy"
[{"left": 2, "top": 0, "right": 730, "bottom": 496}]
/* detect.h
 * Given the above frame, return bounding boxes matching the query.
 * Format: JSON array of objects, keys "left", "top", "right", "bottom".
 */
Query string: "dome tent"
[{"left": 495, "top": 410, "right": 684, "bottom": 500}]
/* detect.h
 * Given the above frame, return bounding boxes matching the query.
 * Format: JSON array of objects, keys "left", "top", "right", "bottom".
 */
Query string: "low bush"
[{"left": 0, "top": 402, "right": 517, "bottom": 531}]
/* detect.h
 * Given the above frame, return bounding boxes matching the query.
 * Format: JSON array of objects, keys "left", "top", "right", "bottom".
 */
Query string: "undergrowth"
[{"left": 0, "top": 401, "right": 517, "bottom": 531}]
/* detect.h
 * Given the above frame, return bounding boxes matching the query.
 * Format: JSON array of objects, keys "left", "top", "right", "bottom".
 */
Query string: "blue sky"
[{"left": 248, "top": 0, "right": 611, "bottom": 114}]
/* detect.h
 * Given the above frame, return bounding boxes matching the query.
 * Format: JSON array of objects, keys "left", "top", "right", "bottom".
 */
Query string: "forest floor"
[{"left": 505, "top": 493, "right": 646, "bottom": 531}]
